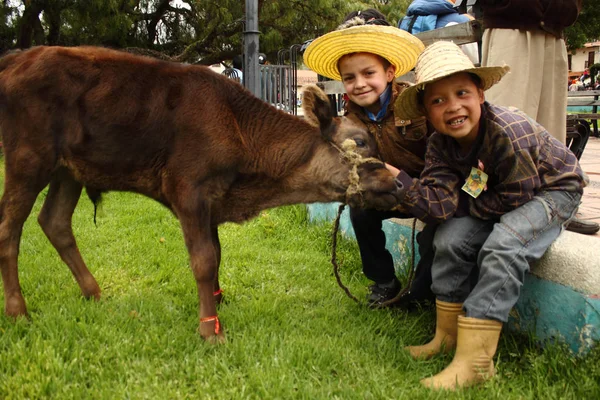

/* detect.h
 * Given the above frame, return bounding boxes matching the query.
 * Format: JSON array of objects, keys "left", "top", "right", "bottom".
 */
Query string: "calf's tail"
[{"left": 85, "top": 187, "right": 103, "bottom": 226}]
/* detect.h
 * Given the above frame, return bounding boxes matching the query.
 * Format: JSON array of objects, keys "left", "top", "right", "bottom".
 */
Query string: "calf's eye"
[{"left": 354, "top": 138, "right": 366, "bottom": 148}]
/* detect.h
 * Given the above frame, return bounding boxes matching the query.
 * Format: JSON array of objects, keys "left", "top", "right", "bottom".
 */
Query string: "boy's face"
[
  {"left": 338, "top": 53, "right": 395, "bottom": 113},
  {"left": 422, "top": 72, "right": 485, "bottom": 149}
]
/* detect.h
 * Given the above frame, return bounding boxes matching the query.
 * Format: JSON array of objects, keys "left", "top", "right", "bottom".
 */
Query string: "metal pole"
[{"left": 244, "top": 0, "right": 260, "bottom": 97}]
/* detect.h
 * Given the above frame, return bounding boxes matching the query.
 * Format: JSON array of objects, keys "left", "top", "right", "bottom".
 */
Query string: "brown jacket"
[
  {"left": 481, "top": 0, "right": 583, "bottom": 38},
  {"left": 344, "top": 81, "right": 431, "bottom": 177}
]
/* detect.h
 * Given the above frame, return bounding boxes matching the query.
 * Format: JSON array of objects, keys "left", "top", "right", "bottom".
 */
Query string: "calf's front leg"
[{"left": 177, "top": 207, "right": 224, "bottom": 342}]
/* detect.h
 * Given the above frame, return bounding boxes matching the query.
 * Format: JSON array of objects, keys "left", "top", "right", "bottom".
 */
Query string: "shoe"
[
  {"left": 393, "top": 290, "right": 435, "bottom": 311},
  {"left": 406, "top": 300, "right": 464, "bottom": 360},
  {"left": 566, "top": 217, "right": 600, "bottom": 235},
  {"left": 420, "top": 316, "right": 503, "bottom": 391},
  {"left": 367, "top": 278, "right": 401, "bottom": 308}
]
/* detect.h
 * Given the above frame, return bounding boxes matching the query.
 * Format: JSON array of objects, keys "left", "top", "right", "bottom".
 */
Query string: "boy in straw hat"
[
  {"left": 304, "top": 18, "right": 436, "bottom": 309},
  {"left": 389, "top": 41, "right": 587, "bottom": 390}
]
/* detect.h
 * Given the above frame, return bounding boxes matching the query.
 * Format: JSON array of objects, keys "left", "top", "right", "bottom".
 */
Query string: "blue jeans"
[{"left": 431, "top": 190, "right": 581, "bottom": 322}]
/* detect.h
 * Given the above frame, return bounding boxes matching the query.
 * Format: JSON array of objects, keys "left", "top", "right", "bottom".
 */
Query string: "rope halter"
[{"left": 336, "top": 138, "right": 385, "bottom": 206}]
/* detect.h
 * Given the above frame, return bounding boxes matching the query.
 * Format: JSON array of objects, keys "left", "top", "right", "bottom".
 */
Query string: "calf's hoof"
[
  {"left": 5, "top": 295, "right": 28, "bottom": 319},
  {"left": 205, "top": 332, "right": 226, "bottom": 344},
  {"left": 198, "top": 316, "right": 226, "bottom": 343},
  {"left": 81, "top": 278, "right": 102, "bottom": 301},
  {"left": 82, "top": 287, "right": 101, "bottom": 301}
]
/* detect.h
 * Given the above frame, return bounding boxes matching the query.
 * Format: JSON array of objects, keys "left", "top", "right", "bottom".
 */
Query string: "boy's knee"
[{"left": 433, "top": 218, "right": 473, "bottom": 249}]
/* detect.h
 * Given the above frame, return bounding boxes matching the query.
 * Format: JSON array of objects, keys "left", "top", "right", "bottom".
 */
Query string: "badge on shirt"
[{"left": 462, "top": 163, "right": 488, "bottom": 199}]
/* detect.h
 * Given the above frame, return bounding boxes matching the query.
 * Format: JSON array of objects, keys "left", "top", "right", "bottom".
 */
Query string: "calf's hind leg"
[{"left": 37, "top": 170, "right": 101, "bottom": 300}]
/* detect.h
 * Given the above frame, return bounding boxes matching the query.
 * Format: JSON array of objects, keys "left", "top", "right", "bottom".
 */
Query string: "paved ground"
[{"left": 575, "top": 136, "right": 600, "bottom": 238}]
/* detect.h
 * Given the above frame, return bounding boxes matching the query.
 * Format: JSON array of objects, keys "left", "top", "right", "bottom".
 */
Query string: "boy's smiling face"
[
  {"left": 422, "top": 72, "right": 485, "bottom": 150},
  {"left": 338, "top": 52, "right": 395, "bottom": 114}
]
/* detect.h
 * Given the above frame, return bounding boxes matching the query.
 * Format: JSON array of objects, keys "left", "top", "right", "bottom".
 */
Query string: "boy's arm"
[
  {"left": 391, "top": 148, "right": 462, "bottom": 224},
  {"left": 391, "top": 148, "right": 540, "bottom": 220}
]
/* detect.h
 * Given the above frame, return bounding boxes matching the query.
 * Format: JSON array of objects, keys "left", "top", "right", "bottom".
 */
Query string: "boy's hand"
[{"left": 384, "top": 163, "right": 400, "bottom": 177}]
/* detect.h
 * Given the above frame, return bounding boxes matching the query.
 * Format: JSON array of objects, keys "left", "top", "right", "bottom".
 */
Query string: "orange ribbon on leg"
[{"left": 200, "top": 315, "right": 221, "bottom": 335}]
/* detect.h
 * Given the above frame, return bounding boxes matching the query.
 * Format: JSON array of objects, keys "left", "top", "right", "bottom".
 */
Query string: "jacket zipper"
[{"left": 374, "top": 123, "right": 386, "bottom": 162}]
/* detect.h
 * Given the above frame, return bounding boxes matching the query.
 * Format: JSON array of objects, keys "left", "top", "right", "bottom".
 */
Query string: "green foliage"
[
  {"left": 2, "top": 0, "right": 599, "bottom": 77},
  {"left": 0, "top": 1, "right": 17, "bottom": 51},
  {"left": 590, "top": 63, "right": 600, "bottom": 85},
  {"left": 0, "top": 0, "right": 399, "bottom": 64},
  {"left": 565, "top": 0, "right": 600, "bottom": 51},
  {"left": 59, "top": 1, "right": 137, "bottom": 47}
]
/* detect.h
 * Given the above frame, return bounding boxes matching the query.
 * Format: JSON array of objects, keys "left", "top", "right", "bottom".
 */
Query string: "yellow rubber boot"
[
  {"left": 421, "top": 316, "right": 503, "bottom": 390},
  {"left": 406, "top": 300, "right": 464, "bottom": 360}
]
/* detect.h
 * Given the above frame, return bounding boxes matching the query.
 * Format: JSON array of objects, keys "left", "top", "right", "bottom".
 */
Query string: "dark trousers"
[{"left": 349, "top": 207, "right": 436, "bottom": 301}]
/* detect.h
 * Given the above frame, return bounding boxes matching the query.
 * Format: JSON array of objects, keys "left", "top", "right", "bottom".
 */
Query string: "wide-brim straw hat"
[
  {"left": 395, "top": 41, "right": 510, "bottom": 120},
  {"left": 304, "top": 25, "right": 425, "bottom": 81}
]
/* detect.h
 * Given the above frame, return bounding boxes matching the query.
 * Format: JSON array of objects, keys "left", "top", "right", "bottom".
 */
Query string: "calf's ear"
[{"left": 301, "top": 84, "right": 336, "bottom": 139}]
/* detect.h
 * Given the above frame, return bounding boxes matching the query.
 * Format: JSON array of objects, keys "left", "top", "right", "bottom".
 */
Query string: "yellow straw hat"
[
  {"left": 395, "top": 41, "right": 510, "bottom": 120},
  {"left": 304, "top": 24, "right": 425, "bottom": 81}
]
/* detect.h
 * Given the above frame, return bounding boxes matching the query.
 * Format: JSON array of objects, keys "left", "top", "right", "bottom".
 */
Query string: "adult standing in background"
[
  {"left": 480, "top": 0, "right": 581, "bottom": 144},
  {"left": 231, "top": 55, "right": 244, "bottom": 83},
  {"left": 480, "top": 0, "right": 598, "bottom": 235}
]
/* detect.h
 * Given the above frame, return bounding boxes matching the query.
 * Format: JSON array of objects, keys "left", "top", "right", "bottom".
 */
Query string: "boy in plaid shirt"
[{"left": 389, "top": 41, "right": 587, "bottom": 390}]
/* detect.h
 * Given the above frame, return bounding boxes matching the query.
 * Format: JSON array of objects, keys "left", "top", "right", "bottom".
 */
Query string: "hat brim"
[
  {"left": 304, "top": 25, "right": 425, "bottom": 81},
  {"left": 394, "top": 66, "right": 511, "bottom": 120}
]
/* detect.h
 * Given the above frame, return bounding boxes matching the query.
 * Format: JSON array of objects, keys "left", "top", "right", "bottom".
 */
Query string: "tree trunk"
[
  {"left": 16, "top": 0, "right": 45, "bottom": 48},
  {"left": 45, "top": 6, "right": 62, "bottom": 45},
  {"left": 146, "top": 0, "right": 171, "bottom": 46}
]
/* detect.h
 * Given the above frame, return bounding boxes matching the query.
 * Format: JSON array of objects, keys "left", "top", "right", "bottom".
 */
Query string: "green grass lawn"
[{"left": 0, "top": 164, "right": 598, "bottom": 399}]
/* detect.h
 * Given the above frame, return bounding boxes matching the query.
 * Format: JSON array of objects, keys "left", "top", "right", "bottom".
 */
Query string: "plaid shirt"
[{"left": 394, "top": 103, "right": 588, "bottom": 224}]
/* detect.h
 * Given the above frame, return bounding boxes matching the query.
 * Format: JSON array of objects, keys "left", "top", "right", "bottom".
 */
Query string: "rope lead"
[{"left": 331, "top": 139, "right": 417, "bottom": 307}]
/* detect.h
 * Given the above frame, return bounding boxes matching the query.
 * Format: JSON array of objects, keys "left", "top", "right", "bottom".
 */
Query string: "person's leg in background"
[
  {"left": 482, "top": 29, "right": 598, "bottom": 234},
  {"left": 482, "top": 30, "right": 545, "bottom": 130},
  {"left": 537, "top": 34, "right": 568, "bottom": 144}
]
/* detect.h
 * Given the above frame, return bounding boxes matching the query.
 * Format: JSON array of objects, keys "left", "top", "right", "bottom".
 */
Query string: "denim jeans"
[{"left": 431, "top": 190, "right": 581, "bottom": 322}]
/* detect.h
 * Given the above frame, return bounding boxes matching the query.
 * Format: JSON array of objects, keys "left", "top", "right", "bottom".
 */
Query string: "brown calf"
[{"left": 0, "top": 46, "right": 399, "bottom": 340}]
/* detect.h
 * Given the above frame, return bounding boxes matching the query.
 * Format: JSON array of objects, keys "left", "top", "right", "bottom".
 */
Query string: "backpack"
[{"left": 398, "top": 14, "right": 438, "bottom": 34}]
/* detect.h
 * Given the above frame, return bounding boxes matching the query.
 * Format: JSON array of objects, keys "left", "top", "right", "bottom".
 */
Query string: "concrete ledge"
[
  {"left": 307, "top": 202, "right": 600, "bottom": 354},
  {"left": 509, "top": 275, "right": 599, "bottom": 355},
  {"left": 533, "top": 230, "right": 600, "bottom": 294}
]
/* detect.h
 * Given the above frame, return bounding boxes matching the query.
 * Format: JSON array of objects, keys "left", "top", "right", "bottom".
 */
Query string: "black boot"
[
  {"left": 566, "top": 217, "right": 600, "bottom": 235},
  {"left": 367, "top": 278, "right": 401, "bottom": 308},
  {"left": 394, "top": 283, "right": 435, "bottom": 311}
]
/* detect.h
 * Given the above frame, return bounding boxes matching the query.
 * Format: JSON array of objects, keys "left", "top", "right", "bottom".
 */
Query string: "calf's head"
[{"left": 302, "top": 85, "right": 401, "bottom": 210}]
